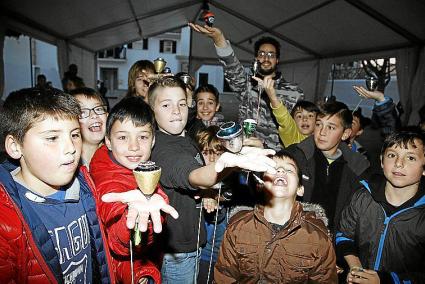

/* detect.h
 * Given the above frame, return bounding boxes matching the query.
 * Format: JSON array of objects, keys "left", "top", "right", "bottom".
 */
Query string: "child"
[
  {"left": 253, "top": 75, "right": 318, "bottom": 147},
  {"left": 0, "top": 88, "right": 112, "bottom": 283},
  {"left": 70, "top": 87, "right": 108, "bottom": 168},
  {"left": 348, "top": 108, "right": 367, "bottom": 155},
  {"left": 187, "top": 84, "right": 224, "bottom": 139},
  {"left": 90, "top": 96, "right": 177, "bottom": 284},
  {"left": 287, "top": 100, "right": 370, "bottom": 232},
  {"left": 336, "top": 129, "right": 425, "bottom": 283},
  {"left": 214, "top": 150, "right": 337, "bottom": 283},
  {"left": 126, "top": 60, "right": 155, "bottom": 102},
  {"left": 147, "top": 76, "right": 276, "bottom": 283}
]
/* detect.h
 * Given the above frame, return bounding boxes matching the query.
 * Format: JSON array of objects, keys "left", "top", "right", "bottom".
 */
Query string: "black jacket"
[
  {"left": 286, "top": 136, "right": 370, "bottom": 231},
  {"left": 336, "top": 176, "right": 425, "bottom": 283}
]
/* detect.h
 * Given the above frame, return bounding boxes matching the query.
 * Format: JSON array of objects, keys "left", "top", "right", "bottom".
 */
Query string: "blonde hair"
[
  {"left": 196, "top": 126, "right": 225, "bottom": 154},
  {"left": 147, "top": 76, "right": 187, "bottom": 107}
]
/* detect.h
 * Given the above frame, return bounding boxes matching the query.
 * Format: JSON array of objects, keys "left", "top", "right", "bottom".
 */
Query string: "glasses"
[
  {"left": 257, "top": 51, "right": 277, "bottom": 59},
  {"left": 79, "top": 105, "right": 107, "bottom": 119}
]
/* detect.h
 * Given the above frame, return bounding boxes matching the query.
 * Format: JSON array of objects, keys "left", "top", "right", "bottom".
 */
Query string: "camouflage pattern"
[{"left": 218, "top": 46, "right": 304, "bottom": 150}]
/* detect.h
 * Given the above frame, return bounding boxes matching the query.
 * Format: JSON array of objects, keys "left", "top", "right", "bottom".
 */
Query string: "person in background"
[{"left": 126, "top": 60, "right": 155, "bottom": 103}]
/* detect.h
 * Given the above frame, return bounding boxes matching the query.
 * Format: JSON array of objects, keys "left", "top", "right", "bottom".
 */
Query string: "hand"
[
  {"left": 188, "top": 23, "right": 227, "bottom": 47},
  {"left": 215, "top": 147, "right": 276, "bottom": 174},
  {"left": 202, "top": 198, "right": 217, "bottom": 213},
  {"left": 353, "top": 86, "right": 385, "bottom": 103},
  {"left": 243, "top": 136, "right": 264, "bottom": 148},
  {"left": 347, "top": 269, "right": 380, "bottom": 284},
  {"left": 102, "top": 190, "right": 179, "bottom": 233}
]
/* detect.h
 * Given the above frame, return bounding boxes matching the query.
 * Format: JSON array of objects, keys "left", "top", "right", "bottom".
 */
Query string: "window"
[
  {"left": 199, "top": 73, "right": 209, "bottom": 86},
  {"left": 142, "top": 38, "right": 148, "bottom": 50},
  {"left": 159, "top": 40, "right": 176, "bottom": 54}
]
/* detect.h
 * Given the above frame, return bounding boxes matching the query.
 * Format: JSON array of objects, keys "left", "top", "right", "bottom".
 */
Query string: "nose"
[
  {"left": 172, "top": 104, "right": 181, "bottom": 115},
  {"left": 302, "top": 115, "right": 308, "bottom": 121},
  {"left": 319, "top": 126, "right": 327, "bottom": 136},
  {"left": 394, "top": 156, "right": 404, "bottom": 168},
  {"left": 64, "top": 136, "right": 77, "bottom": 155},
  {"left": 128, "top": 137, "right": 140, "bottom": 151}
]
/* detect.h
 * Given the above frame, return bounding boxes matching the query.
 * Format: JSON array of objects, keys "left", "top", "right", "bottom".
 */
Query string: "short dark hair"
[
  {"left": 69, "top": 87, "right": 108, "bottom": 108},
  {"left": 254, "top": 37, "right": 281, "bottom": 59},
  {"left": 274, "top": 150, "right": 302, "bottom": 186},
  {"left": 194, "top": 84, "right": 220, "bottom": 103},
  {"left": 317, "top": 100, "right": 353, "bottom": 129},
  {"left": 106, "top": 96, "right": 155, "bottom": 138},
  {"left": 352, "top": 108, "right": 367, "bottom": 130},
  {"left": 147, "top": 76, "right": 186, "bottom": 107},
  {"left": 1, "top": 88, "right": 81, "bottom": 144},
  {"left": 290, "top": 100, "right": 319, "bottom": 117},
  {"left": 381, "top": 127, "right": 425, "bottom": 156}
]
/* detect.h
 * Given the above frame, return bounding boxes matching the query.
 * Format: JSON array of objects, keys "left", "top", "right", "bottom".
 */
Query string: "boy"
[
  {"left": 215, "top": 150, "right": 337, "bottom": 283},
  {"left": 337, "top": 129, "right": 425, "bottom": 283},
  {"left": 287, "top": 100, "right": 370, "bottom": 232},
  {"left": 0, "top": 88, "right": 112, "bottom": 283},
  {"left": 253, "top": 75, "right": 318, "bottom": 147},
  {"left": 148, "top": 76, "right": 276, "bottom": 283},
  {"left": 70, "top": 87, "right": 108, "bottom": 168},
  {"left": 90, "top": 96, "right": 178, "bottom": 284}
]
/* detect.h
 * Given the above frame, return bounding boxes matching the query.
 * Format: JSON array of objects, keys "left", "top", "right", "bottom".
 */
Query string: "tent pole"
[
  {"left": 29, "top": 37, "right": 33, "bottom": 87},
  {"left": 330, "top": 63, "right": 335, "bottom": 97}
]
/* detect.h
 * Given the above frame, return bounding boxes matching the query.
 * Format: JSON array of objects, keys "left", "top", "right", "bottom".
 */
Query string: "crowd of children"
[{"left": 1, "top": 32, "right": 424, "bottom": 284}]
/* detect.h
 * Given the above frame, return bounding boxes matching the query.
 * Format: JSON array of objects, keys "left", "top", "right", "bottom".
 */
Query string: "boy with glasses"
[{"left": 70, "top": 88, "right": 109, "bottom": 168}]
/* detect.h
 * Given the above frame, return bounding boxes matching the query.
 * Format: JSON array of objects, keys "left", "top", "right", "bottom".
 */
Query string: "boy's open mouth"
[
  {"left": 88, "top": 122, "right": 102, "bottom": 132},
  {"left": 273, "top": 176, "right": 288, "bottom": 186}
]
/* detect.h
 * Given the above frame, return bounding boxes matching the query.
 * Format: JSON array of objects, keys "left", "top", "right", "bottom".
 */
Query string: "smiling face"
[
  {"left": 314, "top": 114, "right": 351, "bottom": 157},
  {"left": 196, "top": 91, "right": 220, "bottom": 122},
  {"left": 75, "top": 95, "right": 107, "bottom": 146},
  {"left": 263, "top": 156, "right": 304, "bottom": 200},
  {"left": 293, "top": 108, "right": 317, "bottom": 136},
  {"left": 152, "top": 87, "right": 188, "bottom": 136},
  {"left": 105, "top": 119, "right": 154, "bottom": 170},
  {"left": 256, "top": 43, "right": 278, "bottom": 76},
  {"left": 6, "top": 117, "right": 82, "bottom": 196},
  {"left": 381, "top": 139, "right": 425, "bottom": 191}
]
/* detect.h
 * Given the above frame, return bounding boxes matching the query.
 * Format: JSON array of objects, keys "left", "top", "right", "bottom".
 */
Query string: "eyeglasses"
[
  {"left": 79, "top": 105, "right": 107, "bottom": 119},
  {"left": 257, "top": 51, "right": 277, "bottom": 59}
]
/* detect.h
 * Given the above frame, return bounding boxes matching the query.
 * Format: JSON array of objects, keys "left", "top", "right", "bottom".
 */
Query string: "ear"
[
  {"left": 151, "top": 136, "right": 156, "bottom": 149},
  {"left": 5, "top": 135, "right": 23, "bottom": 159},
  {"left": 215, "top": 103, "right": 221, "bottom": 112},
  {"left": 105, "top": 136, "right": 112, "bottom": 151},
  {"left": 297, "top": 185, "right": 304, "bottom": 197},
  {"left": 341, "top": 128, "right": 352, "bottom": 141},
  {"left": 380, "top": 154, "right": 384, "bottom": 169}
]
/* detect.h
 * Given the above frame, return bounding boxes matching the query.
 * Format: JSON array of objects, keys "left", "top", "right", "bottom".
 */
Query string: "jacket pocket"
[
  {"left": 235, "top": 243, "right": 258, "bottom": 275},
  {"left": 280, "top": 245, "right": 315, "bottom": 282}
]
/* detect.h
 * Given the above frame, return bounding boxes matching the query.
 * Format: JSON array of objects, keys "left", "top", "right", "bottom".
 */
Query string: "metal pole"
[
  {"left": 29, "top": 37, "right": 34, "bottom": 87},
  {"left": 330, "top": 63, "right": 335, "bottom": 97}
]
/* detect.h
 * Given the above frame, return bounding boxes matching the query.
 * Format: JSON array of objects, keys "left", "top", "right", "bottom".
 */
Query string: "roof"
[{"left": 2, "top": 0, "right": 424, "bottom": 65}]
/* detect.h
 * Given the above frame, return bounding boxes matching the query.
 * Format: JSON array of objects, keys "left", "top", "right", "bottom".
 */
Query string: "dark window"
[
  {"left": 199, "top": 73, "right": 209, "bottom": 86},
  {"left": 142, "top": 38, "right": 148, "bottom": 50}
]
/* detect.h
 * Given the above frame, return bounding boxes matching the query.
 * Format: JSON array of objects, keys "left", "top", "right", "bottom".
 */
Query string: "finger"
[
  {"left": 137, "top": 211, "right": 150, "bottom": 232},
  {"left": 251, "top": 76, "right": 263, "bottom": 83},
  {"left": 102, "top": 192, "right": 130, "bottom": 203},
  {"left": 126, "top": 207, "right": 138, "bottom": 229},
  {"left": 150, "top": 210, "right": 163, "bottom": 233},
  {"left": 161, "top": 204, "right": 179, "bottom": 219}
]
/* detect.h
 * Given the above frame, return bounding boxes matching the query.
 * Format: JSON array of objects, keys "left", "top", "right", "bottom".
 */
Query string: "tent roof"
[{"left": 2, "top": 0, "right": 424, "bottom": 64}]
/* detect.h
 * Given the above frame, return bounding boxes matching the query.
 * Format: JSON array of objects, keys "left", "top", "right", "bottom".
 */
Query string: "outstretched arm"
[{"left": 102, "top": 190, "right": 179, "bottom": 233}]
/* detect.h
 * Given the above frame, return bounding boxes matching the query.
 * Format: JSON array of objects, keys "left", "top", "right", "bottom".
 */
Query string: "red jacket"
[
  {"left": 90, "top": 145, "right": 168, "bottom": 284},
  {"left": 0, "top": 164, "right": 114, "bottom": 284}
]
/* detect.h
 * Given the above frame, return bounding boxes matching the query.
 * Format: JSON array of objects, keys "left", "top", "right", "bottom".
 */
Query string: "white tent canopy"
[{"left": 1, "top": 0, "right": 424, "bottom": 123}]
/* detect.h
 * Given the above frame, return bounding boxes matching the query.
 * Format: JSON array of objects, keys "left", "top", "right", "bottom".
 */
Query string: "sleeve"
[
  {"left": 309, "top": 237, "right": 338, "bottom": 283},
  {"left": 271, "top": 101, "right": 307, "bottom": 147},
  {"left": 371, "top": 97, "right": 400, "bottom": 136},
  {"left": 214, "top": 226, "right": 239, "bottom": 283},
  {"left": 152, "top": 144, "right": 202, "bottom": 191},
  {"left": 335, "top": 191, "right": 362, "bottom": 259},
  {"left": 385, "top": 270, "right": 425, "bottom": 284},
  {"left": 215, "top": 41, "right": 248, "bottom": 97},
  {"left": 0, "top": 233, "right": 17, "bottom": 283}
]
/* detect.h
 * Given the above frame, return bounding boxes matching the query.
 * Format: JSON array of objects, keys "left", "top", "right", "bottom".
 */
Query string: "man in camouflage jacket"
[{"left": 190, "top": 23, "right": 303, "bottom": 150}]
